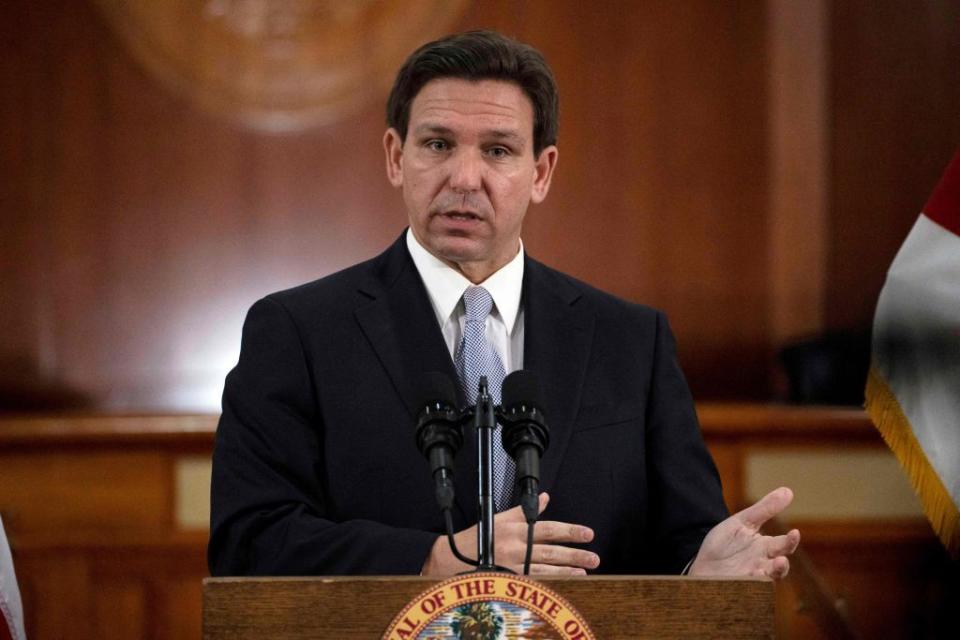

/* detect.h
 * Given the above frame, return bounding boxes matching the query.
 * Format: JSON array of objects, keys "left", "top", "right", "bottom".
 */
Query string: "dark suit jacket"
[{"left": 208, "top": 233, "right": 727, "bottom": 576}]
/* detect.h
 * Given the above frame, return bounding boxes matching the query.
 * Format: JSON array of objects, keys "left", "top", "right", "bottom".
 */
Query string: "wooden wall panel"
[
  {"left": 0, "top": 451, "right": 170, "bottom": 532},
  {"left": 93, "top": 580, "right": 148, "bottom": 640},
  {"left": 0, "top": 2, "right": 45, "bottom": 389},
  {"left": 3, "top": 0, "right": 959, "bottom": 412},
  {"left": 505, "top": 1, "right": 771, "bottom": 396},
  {"left": 766, "top": 0, "right": 829, "bottom": 348},
  {"left": 0, "top": 0, "right": 771, "bottom": 412},
  {"left": 18, "top": 554, "right": 93, "bottom": 640},
  {"left": 776, "top": 521, "right": 959, "bottom": 639},
  {"left": 827, "top": 0, "right": 960, "bottom": 331}
]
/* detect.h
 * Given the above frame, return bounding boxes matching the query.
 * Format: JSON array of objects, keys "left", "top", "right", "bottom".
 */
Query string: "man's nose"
[{"left": 447, "top": 149, "right": 483, "bottom": 192}]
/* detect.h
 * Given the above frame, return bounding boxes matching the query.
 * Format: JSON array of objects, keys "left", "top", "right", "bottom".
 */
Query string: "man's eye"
[
  {"left": 426, "top": 140, "right": 449, "bottom": 152},
  {"left": 487, "top": 147, "right": 510, "bottom": 158}
]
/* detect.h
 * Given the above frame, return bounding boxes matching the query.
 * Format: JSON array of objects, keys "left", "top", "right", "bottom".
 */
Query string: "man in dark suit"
[{"left": 209, "top": 30, "right": 799, "bottom": 578}]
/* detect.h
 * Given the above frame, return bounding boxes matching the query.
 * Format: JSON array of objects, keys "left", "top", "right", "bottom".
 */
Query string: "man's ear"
[
  {"left": 384, "top": 128, "right": 404, "bottom": 188},
  {"left": 530, "top": 145, "right": 558, "bottom": 204}
]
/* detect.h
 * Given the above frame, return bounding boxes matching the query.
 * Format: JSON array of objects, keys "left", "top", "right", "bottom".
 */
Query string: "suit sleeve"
[
  {"left": 208, "top": 296, "right": 439, "bottom": 576},
  {"left": 644, "top": 311, "right": 729, "bottom": 573}
]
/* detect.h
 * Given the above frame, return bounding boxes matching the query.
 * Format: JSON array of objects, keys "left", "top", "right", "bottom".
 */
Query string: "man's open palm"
[{"left": 689, "top": 487, "right": 800, "bottom": 579}]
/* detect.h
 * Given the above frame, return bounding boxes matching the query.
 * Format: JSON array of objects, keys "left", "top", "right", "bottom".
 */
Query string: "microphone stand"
[{"left": 473, "top": 376, "right": 497, "bottom": 571}]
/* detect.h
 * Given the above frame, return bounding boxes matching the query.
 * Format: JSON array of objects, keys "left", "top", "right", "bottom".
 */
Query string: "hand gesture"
[
  {"left": 421, "top": 493, "right": 601, "bottom": 576},
  {"left": 689, "top": 487, "right": 800, "bottom": 579}
]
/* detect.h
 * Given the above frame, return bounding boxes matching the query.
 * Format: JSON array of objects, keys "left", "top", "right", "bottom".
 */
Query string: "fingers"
[
  {"left": 527, "top": 563, "right": 589, "bottom": 576},
  {"left": 531, "top": 520, "right": 594, "bottom": 545},
  {"left": 512, "top": 545, "right": 599, "bottom": 575},
  {"left": 736, "top": 487, "right": 794, "bottom": 530},
  {"left": 767, "top": 556, "right": 790, "bottom": 579},
  {"left": 763, "top": 530, "right": 798, "bottom": 581},
  {"left": 747, "top": 556, "right": 790, "bottom": 580},
  {"left": 496, "top": 492, "right": 550, "bottom": 524},
  {"left": 528, "top": 543, "right": 600, "bottom": 571},
  {"left": 755, "top": 529, "right": 798, "bottom": 580},
  {"left": 492, "top": 494, "right": 600, "bottom": 574},
  {"left": 494, "top": 510, "right": 599, "bottom": 573},
  {"left": 429, "top": 493, "right": 601, "bottom": 577},
  {"left": 497, "top": 493, "right": 594, "bottom": 543},
  {"left": 765, "top": 529, "right": 800, "bottom": 559}
]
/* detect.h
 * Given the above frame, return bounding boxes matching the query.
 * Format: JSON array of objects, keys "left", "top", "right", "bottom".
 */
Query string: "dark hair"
[{"left": 386, "top": 30, "right": 559, "bottom": 156}]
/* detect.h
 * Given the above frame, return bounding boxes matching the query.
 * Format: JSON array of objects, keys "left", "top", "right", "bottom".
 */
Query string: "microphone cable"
[
  {"left": 443, "top": 508, "right": 480, "bottom": 567},
  {"left": 524, "top": 520, "right": 534, "bottom": 575}
]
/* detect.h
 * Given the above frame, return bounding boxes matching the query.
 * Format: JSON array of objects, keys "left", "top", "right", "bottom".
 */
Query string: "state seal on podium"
[{"left": 383, "top": 572, "right": 595, "bottom": 639}]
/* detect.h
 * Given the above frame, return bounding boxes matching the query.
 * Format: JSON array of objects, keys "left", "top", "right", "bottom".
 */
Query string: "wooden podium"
[{"left": 203, "top": 575, "right": 774, "bottom": 638}]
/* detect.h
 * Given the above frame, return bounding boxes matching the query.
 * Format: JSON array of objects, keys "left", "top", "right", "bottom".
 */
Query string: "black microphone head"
[
  {"left": 499, "top": 370, "right": 548, "bottom": 457},
  {"left": 500, "top": 371, "right": 548, "bottom": 517},
  {"left": 412, "top": 373, "right": 462, "bottom": 512},
  {"left": 413, "top": 371, "right": 458, "bottom": 411},
  {"left": 413, "top": 371, "right": 463, "bottom": 462},
  {"left": 501, "top": 370, "right": 542, "bottom": 410}
]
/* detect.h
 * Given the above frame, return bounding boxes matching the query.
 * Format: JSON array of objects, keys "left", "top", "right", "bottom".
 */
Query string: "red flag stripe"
[{"left": 923, "top": 150, "right": 960, "bottom": 236}]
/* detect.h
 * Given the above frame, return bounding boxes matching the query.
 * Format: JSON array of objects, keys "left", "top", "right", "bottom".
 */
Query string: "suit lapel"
[
  {"left": 353, "top": 234, "right": 477, "bottom": 523},
  {"left": 522, "top": 258, "right": 595, "bottom": 496}
]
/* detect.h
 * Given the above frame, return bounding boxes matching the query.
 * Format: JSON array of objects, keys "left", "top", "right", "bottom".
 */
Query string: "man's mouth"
[{"left": 439, "top": 211, "right": 481, "bottom": 221}]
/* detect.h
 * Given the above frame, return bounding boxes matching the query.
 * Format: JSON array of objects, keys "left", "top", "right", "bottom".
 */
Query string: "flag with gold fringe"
[{"left": 866, "top": 150, "right": 960, "bottom": 559}]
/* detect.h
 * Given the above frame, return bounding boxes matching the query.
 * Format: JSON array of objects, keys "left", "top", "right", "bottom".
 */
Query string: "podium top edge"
[{"left": 202, "top": 574, "right": 773, "bottom": 585}]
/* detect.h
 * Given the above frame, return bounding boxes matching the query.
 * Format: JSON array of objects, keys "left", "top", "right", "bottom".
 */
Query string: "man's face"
[{"left": 384, "top": 78, "right": 558, "bottom": 283}]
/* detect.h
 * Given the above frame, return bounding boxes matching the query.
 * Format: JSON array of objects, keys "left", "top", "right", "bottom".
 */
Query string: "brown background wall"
[
  {"left": 828, "top": 0, "right": 960, "bottom": 328},
  {"left": 1, "top": 0, "right": 959, "bottom": 412}
]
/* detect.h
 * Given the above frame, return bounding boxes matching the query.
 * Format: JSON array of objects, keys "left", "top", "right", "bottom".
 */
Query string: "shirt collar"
[{"left": 406, "top": 228, "right": 524, "bottom": 333}]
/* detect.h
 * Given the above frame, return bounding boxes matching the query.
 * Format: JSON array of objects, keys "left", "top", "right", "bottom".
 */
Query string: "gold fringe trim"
[{"left": 866, "top": 366, "right": 960, "bottom": 559}]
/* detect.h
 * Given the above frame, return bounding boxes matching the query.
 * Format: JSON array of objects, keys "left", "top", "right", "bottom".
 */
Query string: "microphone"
[
  {"left": 413, "top": 372, "right": 463, "bottom": 511},
  {"left": 499, "top": 370, "right": 550, "bottom": 524}
]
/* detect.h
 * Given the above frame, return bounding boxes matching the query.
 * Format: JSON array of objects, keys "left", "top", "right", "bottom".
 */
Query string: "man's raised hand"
[{"left": 689, "top": 486, "right": 800, "bottom": 579}]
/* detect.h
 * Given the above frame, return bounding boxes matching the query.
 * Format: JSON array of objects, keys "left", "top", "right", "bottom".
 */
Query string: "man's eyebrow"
[
  {"left": 410, "top": 124, "right": 526, "bottom": 147},
  {"left": 486, "top": 130, "right": 526, "bottom": 146},
  {"left": 411, "top": 124, "right": 454, "bottom": 137}
]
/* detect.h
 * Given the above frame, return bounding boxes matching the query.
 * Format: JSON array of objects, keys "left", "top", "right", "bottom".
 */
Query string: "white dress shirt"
[{"left": 406, "top": 229, "right": 524, "bottom": 374}]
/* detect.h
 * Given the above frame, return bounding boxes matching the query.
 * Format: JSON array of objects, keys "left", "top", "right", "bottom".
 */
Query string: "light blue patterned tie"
[{"left": 455, "top": 286, "right": 515, "bottom": 511}]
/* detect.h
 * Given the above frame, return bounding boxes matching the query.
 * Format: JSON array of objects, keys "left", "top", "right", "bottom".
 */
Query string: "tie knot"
[{"left": 462, "top": 286, "right": 494, "bottom": 321}]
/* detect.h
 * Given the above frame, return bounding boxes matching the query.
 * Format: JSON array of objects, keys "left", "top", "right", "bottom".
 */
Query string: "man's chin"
[{"left": 426, "top": 237, "right": 486, "bottom": 265}]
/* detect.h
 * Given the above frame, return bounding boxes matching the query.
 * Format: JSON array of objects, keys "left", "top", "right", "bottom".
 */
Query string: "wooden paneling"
[
  {"left": 775, "top": 521, "right": 958, "bottom": 639},
  {"left": 93, "top": 580, "right": 147, "bottom": 640},
  {"left": 14, "top": 535, "right": 210, "bottom": 640},
  {"left": 18, "top": 554, "right": 92, "bottom": 640},
  {"left": 506, "top": 0, "right": 771, "bottom": 397},
  {"left": 1, "top": 0, "right": 774, "bottom": 410},
  {"left": 3, "top": 4, "right": 960, "bottom": 408},
  {"left": 0, "top": 415, "right": 214, "bottom": 639},
  {"left": 0, "top": 451, "right": 170, "bottom": 532},
  {"left": 827, "top": 0, "right": 960, "bottom": 331},
  {"left": 766, "top": 0, "right": 829, "bottom": 347}
]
